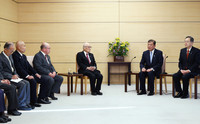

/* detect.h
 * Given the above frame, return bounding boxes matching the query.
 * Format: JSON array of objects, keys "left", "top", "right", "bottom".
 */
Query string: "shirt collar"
[
  {"left": 83, "top": 51, "right": 89, "bottom": 56},
  {"left": 187, "top": 47, "right": 192, "bottom": 52},
  {"left": 40, "top": 51, "right": 46, "bottom": 56},
  {"left": 17, "top": 50, "right": 23, "bottom": 56},
  {"left": 2, "top": 51, "right": 9, "bottom": 59},
  {"left": 149, "top": 49, "right": 155, "bottom": 54}
]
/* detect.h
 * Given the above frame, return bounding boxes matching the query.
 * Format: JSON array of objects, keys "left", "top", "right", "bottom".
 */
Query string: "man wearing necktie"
[
  {"left": 0, "top": 42, "right": 32, "bottom": 113},
  {"left": 12, "top": 41, "right": 48, "bottom": 105},
  {"left": 138, "top": 39, "right": 163, "bottom": 96},
  {"left": 77, "top": 42, "right": 103, "bottom": 96},
  {"left": 33, "top": 42, "right": 63, "bottom": 101},
  {"left": 173, "top": 36, "right": 200, "bottom": 99}
]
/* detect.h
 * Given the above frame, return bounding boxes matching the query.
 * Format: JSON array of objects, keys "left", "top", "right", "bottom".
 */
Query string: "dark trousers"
[
  {"left": 25, "top": 75, "right": 46, "bottom": 103},
  {"left": 0, "top": 84, "right": 18, "bottom": 111},
  {"left": 0, "top": 89, "right": 5, "bottom": 112},
  {"left": 139, "top": 71, "right": 156, "bottom": 93},
  {"left": 82, "top": 70, "right": 103, "bottom": 92},
  {"left": 41, "top": 75, "right": 63, "bottom": 97},
  {"left": 173, "top": 70, "right": 196, "bottom": 95}
]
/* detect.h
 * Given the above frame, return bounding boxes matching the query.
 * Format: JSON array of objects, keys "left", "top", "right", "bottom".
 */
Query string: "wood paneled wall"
[{"left": 1, "top": 0, "right": 200, "bottom": 84}]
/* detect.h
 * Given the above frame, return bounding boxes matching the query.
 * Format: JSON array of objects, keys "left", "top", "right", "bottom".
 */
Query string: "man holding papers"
[{"left": 0, "top": 42, "right": 32, "bottom": 111}]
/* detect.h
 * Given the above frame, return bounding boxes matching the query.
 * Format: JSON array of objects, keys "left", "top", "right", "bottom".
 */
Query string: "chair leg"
[
  {"left": 155, "top": 78, "right": 157, "bottom": 95},
  {"left": 84, "top": 78, "right": 87, "bottom": 95},
  {"left": 36, "top": 83, "right": 39, "bottom": 97},
  {"left": 75, "top": 77, "right": 78, "bottom": 93},
  {"left": 164, "top": 76, "right": 167, "bottom": 93},
  {"left": 189, "top": 79, "right": 192, "bottom": 98},
  {"left": 4, "top": 95, "right": 7, "bottom": 105}
]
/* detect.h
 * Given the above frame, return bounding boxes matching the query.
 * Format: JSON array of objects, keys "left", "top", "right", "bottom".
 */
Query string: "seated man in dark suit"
[
  {"left": 77, "top": 42, "right": 103, "bottom": 96},
  {"left": 173, "top": 36, "right": 200, "bottom": 99},
  {"left": 138, "top": 39, "right": 163, "bottom": 96},
  {"left": 0, "top": 89, "right": 11, "bottom": 123},
  {"left": 12, "top": 41, "right": 46, "bottom": 105},
  {"left": 0, "top": 42, "right": 32, "bottom": 111},
  {"left": 33, "top": 42, "right": 63, "bottom": 101},
  {"left": 0, "top": 72, "right": 21, "bottom": 116}
]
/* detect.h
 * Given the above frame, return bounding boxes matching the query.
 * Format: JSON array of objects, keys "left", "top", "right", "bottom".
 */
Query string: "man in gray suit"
[
  {"left": 33, "top": 42, "right": 63, "bottom": 101},
  {"left": 0, "top": 72, "right": 21, "bottom": 116},
  {"left": 0, "top": 42, "right": 32, "bottom": 111}
]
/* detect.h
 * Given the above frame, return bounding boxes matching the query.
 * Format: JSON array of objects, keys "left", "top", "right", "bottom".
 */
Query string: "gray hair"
[{"left": 4, "top": 42, "right": 14, "bottom": 49}]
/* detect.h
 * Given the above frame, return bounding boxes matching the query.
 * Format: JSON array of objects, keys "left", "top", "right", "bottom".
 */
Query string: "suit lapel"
[
  {"left": 147, "top": 50, "right": 150, "bottom": 64},
  {"left": 151, "top": 49, "right": 157, "bottom": 64},
  {"left": 1, "top": 53, "right": 12, "bottom": 72}
]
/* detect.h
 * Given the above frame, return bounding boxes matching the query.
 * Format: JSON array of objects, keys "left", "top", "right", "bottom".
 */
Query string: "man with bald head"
[
  {"left": 33, "top": 42, "right": 63, "bottom": 102},
  {"left": 77, "top": 42, "right": 103, "bottom": 96},
  {"left": 12, "top": 41, "right": 46, "bottom": 106}
]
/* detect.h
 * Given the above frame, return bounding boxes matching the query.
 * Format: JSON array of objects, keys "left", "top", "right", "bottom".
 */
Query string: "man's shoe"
[
  {"left": 49, "top": 94, "right": 58, "bottom": 100},
  {"left": 137, "top": 91, "right": 146, "bottom": 95},
  {"left": 27, "top": 104, "right": 35, "bottom": 109},
  {"left": 2, "top": 115, "right": 11, "bottom": 122},
  {"left": 147, "top": 92, "right": 154, "bottom": 96},
  {"left": 38, "top": 99, "right": 51, "bottom": 104},
  {"left": 18, "top": 106, "right": 32, "bottom": 111},
  {"left": 181, "top": 94, "right": 189, "bottom": 99},
  {"left": 91, "top": 92, "right": 97, "bottom": 96},
  {"left": 0, "top": 117, "right": 7, "bottom": 123},
  {"left": 7, "top": 110, "right": 22, "bottom": 116},
  {"left": 31, "top": 103, "right": 41, "bottom": 107},
  {"left": 45, "top": 97, "right": 50, "bottom": 102},
  {"left": 96, "top": 91, "right": 103, "bottom": 95},
  {"left": 174, "top": 92, "right": 183, "bottom": 98}
]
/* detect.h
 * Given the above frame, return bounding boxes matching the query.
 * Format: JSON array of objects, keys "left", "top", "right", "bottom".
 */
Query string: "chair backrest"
[
  {"left": 27, "top": 56, "right": 34, "bottom": 67},
  {"left": 161, "top": 54, "right": 168, "bottom": 74}
]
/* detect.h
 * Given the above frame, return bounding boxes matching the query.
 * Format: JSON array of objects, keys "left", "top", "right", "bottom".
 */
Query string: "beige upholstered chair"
[{"left": 27, "top": 56, "right": 39, "bottom": 96}]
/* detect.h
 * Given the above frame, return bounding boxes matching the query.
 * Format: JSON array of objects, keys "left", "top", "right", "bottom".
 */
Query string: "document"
[{"left": 11, "top": 78, "right": 23, "bottom": 83}]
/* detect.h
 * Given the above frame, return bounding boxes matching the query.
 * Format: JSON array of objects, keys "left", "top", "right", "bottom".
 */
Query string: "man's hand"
[
  {"left": 142, "top": 68, "right": 146, "bottom": 72},
  {"left": 35, "top": 73, "right": 41, "bottom": 79},
  {"left": 49, "top": 72, "right": 56, "bottom": 78},
  {"left": 27, "top": 76, "right": 34, "bottom": 80},
  {"left": 181, "top": 69, "right": 190, "bottom": 75},
  {"left": 147, "top": 68, "right": 153, "bottom": 72},
  {"left": 52, "top": 72, "right": 56, "bottom": 77},
  {"left": 1, "top": 79, "right": 11, "bottom": 85},
  {"left": 12, "top": 75, "right": 19, "bottom": 79}
]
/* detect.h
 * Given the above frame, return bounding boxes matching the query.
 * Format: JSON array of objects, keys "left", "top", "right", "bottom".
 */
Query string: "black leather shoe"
[
  {"left": 137, "top": 91, "right": 146, "bottom": 95},
  {"left": 2, "top": 115, "right": 11, "bottom": 122},
  {"left": 7, "top": 110, "right": 22, "bottom": 116},
  {"left": 91, "top": 92, "right": 97, "bottom": 96},
  {"left": 96, "top": 91, "right": 103, "bottom": 95},
  {"left": 49, "top": 94, "right": 58, "bottom": 100},
  {"left": 174, "top": 92, "right": 183, "bottom": 98},
  {"left": 31, "top": 103, "right": 41, "bottom": 107},
  {"left": 147, "top": 92, "right": 154, "bottom": 96},
  {"left": 0, "top": 117, "right": 7, "bottom": 123},
  {"left": 45, "top": 97, "right": 50, "bottom": 102},
  {"left": 181, "top": 94, "right": 189, "bottom": 99},
  {"left": 27, "top": 104, "right": 35, "bottom": 109},
  {"left": 38, "top": 99, "right": 51, "bottom": 104}
]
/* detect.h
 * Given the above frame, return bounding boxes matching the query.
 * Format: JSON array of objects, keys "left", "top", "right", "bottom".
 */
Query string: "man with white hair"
[
  {"left": 33, "top": 42, "right": 63, "bottom": 103},
  {"left": 77, "top": 42, "right": 103, "bottom": 96}
]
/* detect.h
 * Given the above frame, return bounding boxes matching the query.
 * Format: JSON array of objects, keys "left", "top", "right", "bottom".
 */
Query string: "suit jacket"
[
  {"left": 0, "top": 52, "right": 18, "bottom": 80},
  {"left": 12, "top": 50, "right": 37, "bottom": 79},
  {"left": 140, "top": 49, "right": 163, "bottom": 76},
  {"left": 178, "top": 46, "right": 200, "bottom": 73},
  {"left": 77, "top": 51, "right": 97, "bottom": 74},
  {"left": 33, "top": 51, "right": 56, "bottom": 75}
]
